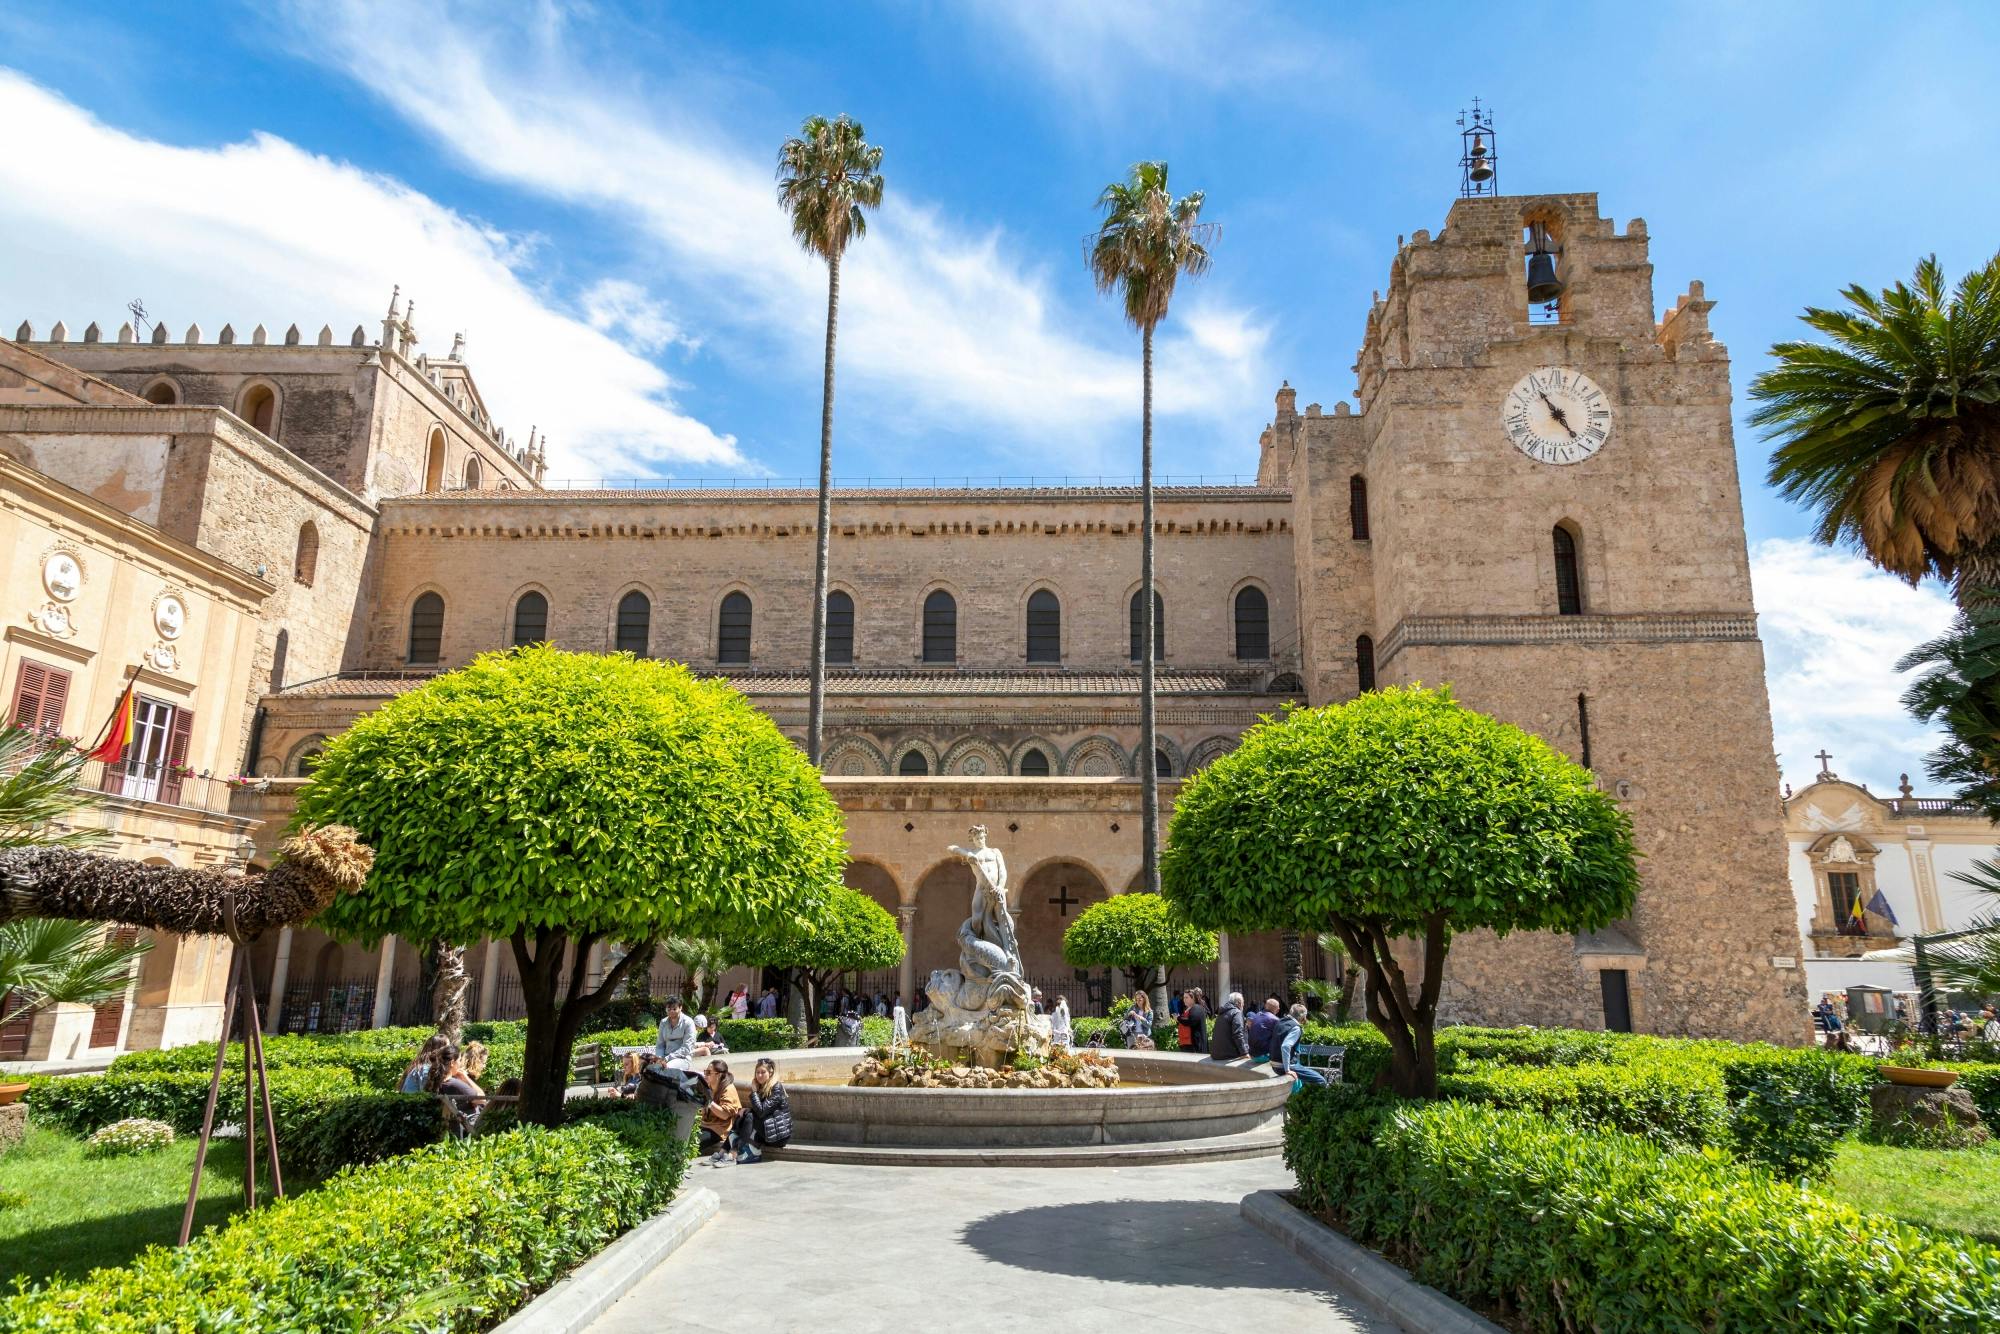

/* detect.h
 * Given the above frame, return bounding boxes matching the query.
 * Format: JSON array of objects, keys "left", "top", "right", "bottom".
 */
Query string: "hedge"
[
  {"left": 28, "top": 1067, "right": 361, "bottom": 1138},
  {"left": 1438, "top": 1056, "right": 1730, "bottom": 1153},
  {"left": 0, "top": 1105, "right": 692, "bottom": 1333},
  {"left": 1286, "top": 1086, "right": 2000, "bottom": 1332}
]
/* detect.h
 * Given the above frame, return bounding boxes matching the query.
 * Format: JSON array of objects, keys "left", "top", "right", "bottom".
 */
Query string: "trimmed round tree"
[
  {"left": 1061, "top": 891, "right": 1216, "bottom": 999},
  {"left": 298, "top": 646, "right": 847, "bottom": 1124},
  {"left": 1162, "top": 686, "right": 1638, "bottom": 1098},
  {"left": 737, "top": 884, "right": 903, "bottom": 1041}
]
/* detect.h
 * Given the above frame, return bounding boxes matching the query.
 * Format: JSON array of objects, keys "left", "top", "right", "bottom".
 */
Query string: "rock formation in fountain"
[{"left": 910, "top": 825, "right": 1054, "bottom": 1067}]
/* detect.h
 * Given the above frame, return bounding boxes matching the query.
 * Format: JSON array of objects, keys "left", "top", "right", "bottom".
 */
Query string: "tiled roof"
[{"left": 275, "top": 667, "right": 1302, "bottom": 700}]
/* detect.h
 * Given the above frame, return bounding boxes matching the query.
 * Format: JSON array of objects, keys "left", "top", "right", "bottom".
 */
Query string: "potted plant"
[
  {"left": 0, "top": 1080, "right": 30, "bottom": 1107},
  {"left": 1882, "top": 1047, "right": 1959, "bottom": 1089}
]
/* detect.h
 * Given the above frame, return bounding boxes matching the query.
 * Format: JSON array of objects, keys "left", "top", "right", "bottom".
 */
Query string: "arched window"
[
  {"left": 1129, "top": 590, "right": 1165, "bottom": 662},
  {"left": 1019, "top": 747, "right": 1050, "bottom": 777},
  {"left": 1356, "top": 634, "right": 1376, "bottom": 693},
  {"left": 1026, "top": 590, "right": 1061, "bottom": 664},
  {"left": 270, "top": 628, "right": 289, "bottom": 692},
  {"left": 408, "top": 592, "right": 444, "bottom": 664},
  {"left": 1553, "top": 524, "right": 1583, "bottom": 614},
  {"left": 923, "top": 590, "right": 957, "bottom": 664},
  {"left": 238, "top": 383, "right": 277, "bottom": 436},
  {"left": 1155, "top": 749, "right": 1173, "bottom": 778},
  {"left": 424, "top": 429, "right": 446, "bottom": 491},
  {"left": 718, "top": 591, "right": 752, "bottom": 663},
  {"left": 463, "top": 456, "right": 483, "bottom": 490},
  {"left": 293, "top": 743, "right": 324, "bottom": 777},
  {"left": 293, "top": 521, "right": 319, "bottom": 586},
  {"left": 512, "top": 591, "right": 548, "bottom": 646},
  {"left": 1234, "top": 586, "right": 1270, "bottom": 660},
  {"left": 1349, "top": 475, "right": 1370, "bottom": 540},
  {"left": 142, "top": 379, "right": 178, "bottom": 405},
  {"left": 615, "top": 591, "right": 651, "bottom": 656},
  {"left": 898, "top": 749, "right": 930, "bottom": 776},
  {"left": 826, "top": 591, "right": 854, "bottom": 665}
]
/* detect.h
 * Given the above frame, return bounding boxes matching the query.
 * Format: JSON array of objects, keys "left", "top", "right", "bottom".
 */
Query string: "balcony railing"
[{"left": 78, "top": 757, "right": 234, "bottom": 815}]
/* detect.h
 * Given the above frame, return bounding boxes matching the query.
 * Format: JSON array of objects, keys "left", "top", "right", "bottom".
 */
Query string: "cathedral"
[{"left": 0, "top": 189, "right": 1808, "bottom": 1057}]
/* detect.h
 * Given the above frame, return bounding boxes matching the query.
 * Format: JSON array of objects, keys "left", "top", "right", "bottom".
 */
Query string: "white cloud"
[
  {"left": 1750, "top": 538, "right": 1957, "bottom": 795},
  {"left": 285, "top": 3, "right": 1273, "bottom": 472},
  {"left": 0, "top": 69, "right": 742, "bottom": 479},
  {"left": 581, "top": 279, "right": 696, "bottom": 356}
]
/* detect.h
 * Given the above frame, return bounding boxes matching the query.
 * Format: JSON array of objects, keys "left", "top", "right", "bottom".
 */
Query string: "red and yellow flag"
[{"left": 88, "top": 680, "right": 136, "bottom": 762}]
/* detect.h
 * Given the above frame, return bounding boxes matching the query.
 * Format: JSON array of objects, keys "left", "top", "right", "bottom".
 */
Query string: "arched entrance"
[
  {"left": 843, "top": 860, "right": 904, "bottom": 1004},
  {"left": 911, "top": 858, "right": 972, "bottom": 995},
  {"left": 1015, "top": 859, "right": 1109, "bottom": 1008}
]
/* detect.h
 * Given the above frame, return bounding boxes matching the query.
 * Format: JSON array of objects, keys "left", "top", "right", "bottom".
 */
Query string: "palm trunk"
[
  {"left": 807, "top": 250, "right": 841, "bottom": 766},
  {"left": 1139, "top": 322, "right": 1160, "bottom": 895},
  {"left": 431, "top": 941, "right": 468, "bottom": 1044}
]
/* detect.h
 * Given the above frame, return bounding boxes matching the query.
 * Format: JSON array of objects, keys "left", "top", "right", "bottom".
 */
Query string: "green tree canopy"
[
  {"left": 1061, "top": 891, "right": 1216, "bottom": 994},
  {"left": 1162, "top": 686, "right": 1638, "bottom": 1096},
  {"left": 737, "top": 883, "right": 903, "bottom": 1038},
  {"left": 297, "top": 646, "right": 846, "bottom": 1120}
]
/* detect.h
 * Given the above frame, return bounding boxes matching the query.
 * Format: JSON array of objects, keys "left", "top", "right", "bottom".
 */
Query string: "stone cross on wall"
[
  {"left": 1048, "top": 883, "right": 1080, "bottom": 917},
  {"left": 1815, "top": 749, "right": 1835, "bottom": 780}
]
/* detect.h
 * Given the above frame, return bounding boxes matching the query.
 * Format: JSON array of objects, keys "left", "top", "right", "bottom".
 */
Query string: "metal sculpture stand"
[{"left": 179, "top": 894, "right": 283, "bottom": 1245}]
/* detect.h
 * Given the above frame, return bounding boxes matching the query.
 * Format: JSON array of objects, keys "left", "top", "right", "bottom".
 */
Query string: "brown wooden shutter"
[
  {"left": 159, "top": 707, "right": 194, "bottom": 805},
  {"left": 87, "top": 927, "right": 139, "bottom": 1048},
  {"left": 34, "top": 666, "right": 70, "bottom": 733}
]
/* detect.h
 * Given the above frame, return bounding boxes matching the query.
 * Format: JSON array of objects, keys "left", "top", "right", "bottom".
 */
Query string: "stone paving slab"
[{"left": 587, "top": 1156, "right": 1393, "bottom": 1334}]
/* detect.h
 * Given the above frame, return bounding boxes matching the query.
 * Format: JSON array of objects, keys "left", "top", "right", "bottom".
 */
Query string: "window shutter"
[
  {"left": 10, "top": 661, "right": 70, "bottom": 733},
  {"left": 160, "top": 708, "right": 194, "bottom": 805}
]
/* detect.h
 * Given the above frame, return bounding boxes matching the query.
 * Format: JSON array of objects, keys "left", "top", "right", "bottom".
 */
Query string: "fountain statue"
[{"left": 909, "top": 825, "right": 1054, "bottom": 1067}]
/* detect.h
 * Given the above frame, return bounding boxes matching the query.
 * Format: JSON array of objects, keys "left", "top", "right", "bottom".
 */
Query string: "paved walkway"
[{"left": 588, "top": 1156, "right": 1391, "bottom": 1333}]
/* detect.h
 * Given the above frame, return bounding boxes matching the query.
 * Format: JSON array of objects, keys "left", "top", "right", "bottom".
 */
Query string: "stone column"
[
  {"left": 370, "top": 935, "right": 397, "bottom": 1030},
  {"left": 897, "top": 904, "right": 918, "bottom": 1006},
  {"left": 1216, "top": 931, "right": 1232, "bottom": 1006},
  {"left": 477, "top": 938, "right": 502, "bottom": 1021},
  {"left": 263, "top": 926, "right": 294, "bottom": 1035}
]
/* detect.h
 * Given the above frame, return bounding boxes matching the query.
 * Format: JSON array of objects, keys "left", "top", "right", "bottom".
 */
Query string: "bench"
[{"left": 1293, "top": 1043, "right": 1346, "bottom": 1082}]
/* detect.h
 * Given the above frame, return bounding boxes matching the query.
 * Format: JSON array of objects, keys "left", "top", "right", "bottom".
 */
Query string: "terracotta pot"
[
  {"left": 1882, "top": 1065, "right": 1958, "bottom": 1089},
  {"left": 0, "top": 1082, "right": 29, "bottom": 1107}
]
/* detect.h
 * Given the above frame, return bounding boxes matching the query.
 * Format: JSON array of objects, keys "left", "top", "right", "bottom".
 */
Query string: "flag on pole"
[
  {"left": 1848, "top": 892, "right": 1867, "bottom": 924},
  {"left": 1865, "top": 889, "right": 1899, "bottom": 927},
  {"left": 87, "top": 679, "right": 136, "bottom": 762}
]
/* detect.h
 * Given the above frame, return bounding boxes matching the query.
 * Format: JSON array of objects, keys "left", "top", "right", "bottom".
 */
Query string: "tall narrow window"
[
  {"left": 512, "top": 591, "right": 548, "bottom": 646},
  {"left": 923, "top": 590, "right": 957, "bottom": 663},
  {"left": 270, "top": 629, "right": 289, "bottom": 692},
  {"left": 1234, "top": 587, "right": 1270, "bottom": 660},
  {"left": 1356, "top": 634, "right": 1376, "bottom": 693},
  {"left": 1829, "top": 871, "right": 1865, "bottom": 935},
  {"left": 1155, "top": 749, "right": 1173, "bottom": 778},
  {"left": 898, "top": 749, "right": 930, "bottom": 776},
  {"left": 1349, "top": 475, "right": 1370, "bottom": 540},
  {"left": 1019, "top": 747, "right": 1050, "bottom": 777},
  {"left": 1128, "top": 590, "right": 1165, "bottom": 662},
  {"left": 8, "top": 660, "right": 71, "bottom": 733},
  {"left": 293, "top": 521, "right": 319, "bottom": 586},
  {"left": 1554, "top": 525, "right": 1583, "bottom": 615},
  {"left": 718, "top": 592, "right": 752, "bottom": 663},
  {"left": 408, "top": 592, "right": 444, "bottom": 664},
  {"left": 826, "top": 591, "right": 854, "bottom": 665},
  {"left": 1026, "top": 590, "right": 1061, "bottom": 663},
  {"left": 463, "top": 456, "right": 483, "bottom": 490},
  {"left": 424, "top": 430, "right": 446, "bottom": 491},
  {"left": 1577, "top": 692, "right": 1592, "bottom": 769},
  {"left": 616, "top": 591, "right": 650, "bottom": 656}
]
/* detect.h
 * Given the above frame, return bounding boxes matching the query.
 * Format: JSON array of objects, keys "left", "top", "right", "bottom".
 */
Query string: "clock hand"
[{"left": 1537, "top": 391, "right": 1578, "bottom": 439}]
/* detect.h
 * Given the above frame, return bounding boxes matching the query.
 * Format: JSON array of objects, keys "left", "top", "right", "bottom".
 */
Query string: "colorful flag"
[
  {"left": 1848, "top": 891, "right": 1866, "bottom": 923},
  {"left": 1865, "top": 889, "right": 1899, "bottom": 926},
  {"left": 87, "top": 679, "right": 136, "bottom": 762}
]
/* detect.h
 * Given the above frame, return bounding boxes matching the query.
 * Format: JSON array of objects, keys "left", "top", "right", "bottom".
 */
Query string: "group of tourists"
[
  {"left": 1138, "top": 988, "right": 1327, "bottom": 1086},
  {"left": 396, "top": 1035, "right": 522, "bottom": 1129}
]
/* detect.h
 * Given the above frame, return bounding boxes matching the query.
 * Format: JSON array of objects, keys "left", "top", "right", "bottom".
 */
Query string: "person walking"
[
  {"left": 1050, "top": 995, "right": 1073, "bottom": 1049},
  {"left": 1181, "top": 989, "right": 1210, "bottom": 1055},
  {"left": 730, "top": 987, "right": 750, "bottom": 1021},
  {"left": 1273, "top": 1002, "right": 1327, "bottom": 1088},
  {"left": 1210, "top": 991, "right": 1249, "bottom": 1061}
]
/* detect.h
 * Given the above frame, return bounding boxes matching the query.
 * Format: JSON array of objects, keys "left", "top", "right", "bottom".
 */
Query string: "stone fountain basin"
[{"left": 740, "top": 1048, "right": 1291, "bottom": 1152}]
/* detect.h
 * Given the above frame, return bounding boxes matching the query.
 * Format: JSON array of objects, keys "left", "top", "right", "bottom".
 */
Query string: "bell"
[
  {"left": 1466, "top": 135, "right": 1493, "bottom": 183},
  {"left": 1526, "top": 249, "right": 1564, "bottom": 304}
]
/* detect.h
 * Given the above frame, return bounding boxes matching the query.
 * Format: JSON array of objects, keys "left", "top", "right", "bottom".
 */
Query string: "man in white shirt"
[{"left": 656, "top": 997, "right": 697, "bottom": 1065}]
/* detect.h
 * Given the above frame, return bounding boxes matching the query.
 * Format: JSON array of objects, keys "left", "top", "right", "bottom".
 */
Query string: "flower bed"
[{"left": 0, "top": 1104, "right": 691, "bottom": 1333}]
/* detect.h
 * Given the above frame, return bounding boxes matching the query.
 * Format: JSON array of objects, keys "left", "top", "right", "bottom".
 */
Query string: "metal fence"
[{"left": 275, "top": 978, "right": 379, "bottom": 1035}]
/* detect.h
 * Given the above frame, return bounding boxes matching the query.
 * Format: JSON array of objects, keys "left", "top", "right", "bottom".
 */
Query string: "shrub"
[
  {"left": 282, "top": 1093, "right": 447, "bottom": 1180},
  {"left": 1719, "top": 1047, "right": 1876, "bottom": 1178},
  {"left": 1440, "top": 1056, "right": 1730, "bottom": 1152},
  {"left": 1437, "top": 1024, "right": 1634, "bottom": 1069},
  {"left": 28, "top": 1067, "right": 360, "bottom": 1138},
  {"left": 1285, "top": 1087, "right": 2000, "bottom": 1332},
  {"left": 83, "top": 1118, "right": 175, "bottom": 1158},
  {"left": 0, "top": 1107, "right": 695, "bottom": 1333},
  {"left": 1946, "top": 1063, "right": 2000, "bottom": 1123}
]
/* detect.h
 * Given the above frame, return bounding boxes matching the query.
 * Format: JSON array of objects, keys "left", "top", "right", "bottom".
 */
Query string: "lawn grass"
[
  {"left": 0, "top": 1125, "right": 278, "bottom": 1287},
  {"left": 1824, "top": 1138, "right": 2000, "bottom": 1245}
]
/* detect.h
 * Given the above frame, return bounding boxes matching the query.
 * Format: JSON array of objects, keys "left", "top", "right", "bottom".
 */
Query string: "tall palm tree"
[
  {"left": 1753, "top": 252, "right": 2000, "bottom": 605},
  {"left": 1898, "top": 600, "right": 2000, "bottom": 817},
  {"left": 1089, "top": 162, "right": 1214, "bottom": 895},
  {"left": 777, "top": 115, "right": 885, "bottom": 766}
]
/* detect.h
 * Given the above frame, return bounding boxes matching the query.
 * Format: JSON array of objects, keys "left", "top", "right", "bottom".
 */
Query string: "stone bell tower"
[{"left": 1283, "top": 190, "right": 1807, "bottom": 1040}]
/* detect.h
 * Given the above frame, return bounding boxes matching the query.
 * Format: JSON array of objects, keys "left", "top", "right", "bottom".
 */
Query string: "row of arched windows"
[
  {"left": 414, "top": 583, "right": 1280, "bottom": 666},
  {"left": 890, "top": 744, "right": 1173, "bottom": 778}
]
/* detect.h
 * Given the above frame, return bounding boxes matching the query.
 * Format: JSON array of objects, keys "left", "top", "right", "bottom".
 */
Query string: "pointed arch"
[
  {"left": 424, "top": 427, "right": 447, "bottom": 491},
  {"left": 941, "top": 737, "right": 1008, "bottom": 777},
  {"left": 891, "top": 738, "right": 940, "bottom": 776},
  {"left": 1009, "top": 735, "right": 1064, "bottom": 776},
  {"left": 236, "top": 380, "right": 280, "bottom": 437},
  {"left": 511, "top": 588, "right": 549, "bottom": 646},
  {"left": 292, "top": 521, "right": 319, "bottom": 586},
  {"left": 1131, "top": 735, "right": 1184, "bottom": 778},
  {"left": 822, "top": 736, "right": 889, "bottom": 777}
]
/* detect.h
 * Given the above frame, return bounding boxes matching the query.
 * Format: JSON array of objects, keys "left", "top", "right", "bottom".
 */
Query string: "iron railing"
[
  {"left": 79, "top": 757, "right": 233, "bottom": 815},
  {"left": 540, "top": 474, "right": 1267, "bottom": 492}
]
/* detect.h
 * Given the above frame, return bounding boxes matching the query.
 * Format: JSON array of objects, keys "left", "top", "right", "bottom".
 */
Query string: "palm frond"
[
  {"left": 0, "top": 916, "right": 150, "bottom": 1018},
  {"left": 776, "top": 114, "right": 884, "bottom": 263},
  {"left": 0, "top": 728, "right": 106, "bottom": 851},
  {"left": 1087, "top": 161, "right": 1216, "bottom": 332}
]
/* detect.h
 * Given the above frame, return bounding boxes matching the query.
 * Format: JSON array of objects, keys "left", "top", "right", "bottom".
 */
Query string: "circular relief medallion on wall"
[
  {"left": 153, "top": 593, "right": 188, "bottom": 641},
  {"left": 961, "top": 755, "right": 988, "bottom": 775},
  {"left": 42, "top": 551, "right": 83, "bottom": 602}
]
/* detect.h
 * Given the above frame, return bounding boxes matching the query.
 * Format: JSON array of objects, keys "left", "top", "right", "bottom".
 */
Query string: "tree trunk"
[
  {"left": 431, "top": 941, "right": 468, "bottom": 1044},
  {"left": 807, "top": 250, "right": 841, "bottom": 767},
  {"left": 0, "top": 825, "right": 371, "bottom": 935},
  {"left": 510, "top": 928, "right": 650, "bottom": 1125},
  {"left": 1334, "top": 914, "right": 1447, "bottom": 1099},
  {"left": 1281, "top": 931, "right": 1302, "bottom": 1006},
  {"left": 1139, "top": 322, "right": 1160, "bottom": 895}
]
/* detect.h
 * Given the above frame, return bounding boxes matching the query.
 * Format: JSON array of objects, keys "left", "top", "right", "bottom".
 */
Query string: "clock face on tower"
[{"left": 1501, "top": 366, "right": 1612, "bottom": 465}]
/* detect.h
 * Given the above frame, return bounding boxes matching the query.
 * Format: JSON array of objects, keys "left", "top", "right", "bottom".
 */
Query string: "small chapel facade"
[{"left": 2, "top": 189, "right": 1810, "bottom": 1046}]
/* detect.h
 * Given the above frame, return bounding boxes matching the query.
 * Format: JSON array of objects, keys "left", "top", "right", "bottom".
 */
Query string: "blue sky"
[{"left": 2, "top": 0, "right": 1997, "bottom": 791}]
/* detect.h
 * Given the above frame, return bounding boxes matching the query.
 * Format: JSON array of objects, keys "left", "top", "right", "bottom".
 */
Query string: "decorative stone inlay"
[
  {"left": 41, "top": 550, "right": 82, "bottom": 602},
  {"left": 1377, "top": 611, "right": 1759, "bottom": 668},
  {"left": 153, "top": 591, "right": 188, "bottom": 641}
]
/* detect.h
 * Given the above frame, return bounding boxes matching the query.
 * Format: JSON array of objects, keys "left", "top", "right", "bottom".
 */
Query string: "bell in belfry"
[
  {"left": 1525, "top": 223, "right": 1565, "bottom": 304},
  {"left": 1465, "top": 135, "right": 1493, "bottom": 182}
]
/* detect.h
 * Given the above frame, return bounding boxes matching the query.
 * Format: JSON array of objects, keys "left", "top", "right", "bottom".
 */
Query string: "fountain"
[{"left": 906, "top": 824, "right": 1053, "bottom": 1067}]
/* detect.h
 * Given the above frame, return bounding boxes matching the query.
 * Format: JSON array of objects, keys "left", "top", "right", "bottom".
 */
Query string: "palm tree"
[
  {"left": 1089, "top": 162, "right": 1214, "bottom": 895},
  {"left": 1922, "top": 860, "right": 2000, "bottom": 997},
  {"left": 1899, "top": 600, "right": 2000, "bottom": 817},
  {"left": 0, "top": 727, "right": 106, "bottom": 851},
  {"left": 777, "top": 115, "right": 885, "bottom": 766},
  {"left": 1753, "top": 252, "right": 2000, "bottom": 605},
  {"left": 0, "top": 916, "right": 151, "bottom": 1031}
]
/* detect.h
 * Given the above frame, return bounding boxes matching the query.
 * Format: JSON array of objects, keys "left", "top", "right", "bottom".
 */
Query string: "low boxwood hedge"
[
  {"left": 28, "top": 1067, "right": 361, "bottom": 1138},
  {"left": 0, "top": 1105, "right": 693, "bottom": 1333},
  {"left": 1286, "top": 1085, "right": 2000, "bottom": 1332}
]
